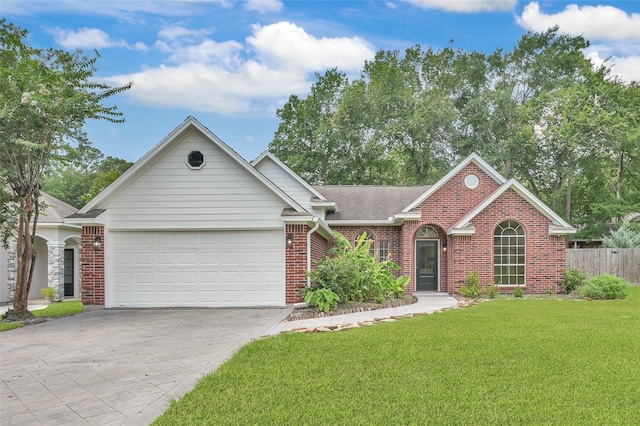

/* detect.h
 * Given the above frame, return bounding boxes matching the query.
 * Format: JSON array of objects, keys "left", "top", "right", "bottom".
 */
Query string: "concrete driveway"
[{"left": 0, "top": 307, "right": 291, "bottom": 425}]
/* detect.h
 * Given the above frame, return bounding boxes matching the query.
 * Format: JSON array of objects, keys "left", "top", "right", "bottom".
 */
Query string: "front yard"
[{"left": 153, "top": 287, "right": 640, "bottom": 425}]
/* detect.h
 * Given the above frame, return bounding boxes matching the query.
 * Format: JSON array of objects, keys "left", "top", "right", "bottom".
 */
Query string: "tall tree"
[{"left": 0, "top": 20, "right": 131, "bottom": 316}]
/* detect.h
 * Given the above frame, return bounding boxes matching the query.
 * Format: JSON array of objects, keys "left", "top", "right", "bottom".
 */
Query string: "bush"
[
  {"left": 459, "top": 271, "right": 483, "bottom": 298},
  {"left": 304, "top": 288, "right": 339, "bottom": 313},
  {"left": 488, "top": 285, "right": 499, "bottom": 298},
  {"left": 513, "top": 287, "right": 524, "bottom": 298},
  {"left": 562, "top": 268, "right": 587, "bottom": 294},
  {"left": 306, "top": 231, "right": 409, "bottom": 312},
  {"left": 578, "top": 274, "right": 631, "bottom": 300}
]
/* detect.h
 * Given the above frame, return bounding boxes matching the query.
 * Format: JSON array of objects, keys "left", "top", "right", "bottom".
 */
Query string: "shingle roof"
[
  {"left": 39, "top": 192, "right": 78, "bottom": 223},
  {"left": 314, "top": 185, "right": 430, "bottom": 221}
]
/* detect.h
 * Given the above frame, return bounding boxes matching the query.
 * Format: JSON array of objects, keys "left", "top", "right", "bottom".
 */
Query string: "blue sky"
[{"left": 4, "top": 0, "right": 640, "bottom": 163}]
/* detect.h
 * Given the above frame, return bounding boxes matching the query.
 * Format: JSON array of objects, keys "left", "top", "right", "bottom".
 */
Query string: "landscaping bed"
[{"left": 285, "top": 294, "right": 417, "bottom": 321}]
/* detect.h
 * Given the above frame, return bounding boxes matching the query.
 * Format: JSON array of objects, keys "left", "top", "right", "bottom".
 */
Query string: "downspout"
[{"left": 307, "top": 217, "right": 320, "bottom": 288}]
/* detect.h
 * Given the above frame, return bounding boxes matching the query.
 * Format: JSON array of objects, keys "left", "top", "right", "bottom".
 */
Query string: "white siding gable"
[
  {"left": 99, "top": 129, "right": 290, "bottom": 230},
  {"left": 254, "top": 156, "right": 317, "bottom": 212}
]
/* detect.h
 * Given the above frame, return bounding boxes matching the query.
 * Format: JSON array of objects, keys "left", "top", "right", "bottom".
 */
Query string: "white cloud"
[
  {"left": 517, "top": 2, "right": 640, "bottom": 40},
  {"left": 105, "top": 21, "right": 376, "bottom": 115},
  {"left": 244, "top": 0, "right": 283, "bottom": 14},
  {"left": 158, "top": 25, "right": 213, "bottom": 41},
  {"left": 247, "top": 22, "right": 374, "bottom": 72},
  {"left": 517, "top": 2, "right": 640, "bottom": 83},
  {"left": 3, "top": 0, "right": 232, "bottom": 16},
  {"left": 49, "top": 27, "right": 128, "bottom": 49},
  {"left": 402, "top": 0, "right": 516, "bottom": 13}
]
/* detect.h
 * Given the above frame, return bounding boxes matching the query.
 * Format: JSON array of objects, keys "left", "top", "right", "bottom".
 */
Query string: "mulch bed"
[{"left": 285, "top": 294, "right": 418, "bottom": 322}]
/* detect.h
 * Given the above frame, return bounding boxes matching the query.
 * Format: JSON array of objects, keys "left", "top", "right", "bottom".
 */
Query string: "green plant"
[
  {"left": 562, "top": 268, "right": 587, "bottom": 293},
  {"left": 513, "top": 287, "right": 524, "bottom": 298},
  {"left": 40, "top": 287, "right": 56, "bottom": 300},
  {"left": 459, "top": 271, "right": 483, "bottom": 298},
  {"left": 391, "top": 276, "right": 410, "bottom": 298},
  {"left": 578, "top": 274, "right": 631, "bottom": 300},
  {"left": 304, "top": 288, "right": 339, "bottom": 313},
  {"left": 488, "top": 285, "right": 499, "bottom": 298},
  {"left": 603, "top": 221, "right": 640, "bottom": 248}
]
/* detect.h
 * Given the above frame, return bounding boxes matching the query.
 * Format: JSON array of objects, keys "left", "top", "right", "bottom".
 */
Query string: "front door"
[
  {"left": 64, "top": 249, "right": 74, "bottom": 297},
  {"left": 416, "top": 240, "right": 438, "bottom": 291}
]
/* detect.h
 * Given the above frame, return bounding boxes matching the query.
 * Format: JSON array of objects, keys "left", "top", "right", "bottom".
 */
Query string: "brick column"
[
  {"left": 285, "top": 224, "right": 308, "bottom": 304},
  {"left": 6, "top": 240, "right": 17, "bottom": 301},
  {"left": 81, "top": 226, "right": 105, "bottom": 305},
  {"left": 47, "top": 241, "right": 66, "bottom": 300}
]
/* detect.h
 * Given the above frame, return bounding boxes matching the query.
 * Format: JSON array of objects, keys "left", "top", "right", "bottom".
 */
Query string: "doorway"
[
  {"left": 64, "top": 249, "right": 74, "bottom": 297},
  {"left": 416, "top": 240, "right": 438, "bottom": 291}
]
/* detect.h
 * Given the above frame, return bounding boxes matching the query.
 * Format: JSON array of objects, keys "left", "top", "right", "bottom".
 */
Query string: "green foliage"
[
  {"left": 562, "top": 268, "right": 587, "bottom": 293},
  {"left": 578, "top": 274, "right": 631, "bottom": 300},
  {"left": 303, "top": 288, "right": 339, "bottom": 313},
  {"left": 0, "top": 20, "right": 130, "bottom": 314},
  {"left": 306, "top": 231, "right": 409, "bottom": 312},
  {"left": 459, "top": 271, "right": 483, "bottom": 298},
  {"left": 513, "top": 287, "right": 524, "bottom": 298},
  {"left": 603, "top": 221, "right": 640, "bottom": 248},
  {"left": 487, "top": 285, "right": 499, "bottom": 298},
  {"left": 40, "top": 287, "right": 56, "bottom": 299}
]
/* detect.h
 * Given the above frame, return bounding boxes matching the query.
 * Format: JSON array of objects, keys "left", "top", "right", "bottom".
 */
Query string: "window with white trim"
[
  {"left": 355, "top": 231, "right": 375, "bottom": 257},
  {"left": 379, "top": 240, "right": 390, "bottom": 262},
  {"left": 494, "top": 220, "right": 525, "bottom": 285},
  {"left": 416, "top": 226, "right": 438, "bottom": 238}
]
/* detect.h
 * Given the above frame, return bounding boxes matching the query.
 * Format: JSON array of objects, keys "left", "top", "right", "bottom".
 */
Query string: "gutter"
[{"left": 306, "top": 217, "right": 321, "bottom": 288}]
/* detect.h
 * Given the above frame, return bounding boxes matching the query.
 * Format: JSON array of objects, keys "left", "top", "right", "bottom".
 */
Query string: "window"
[
  {"left": 187, "top": 150, "right": 205, "bottom": 169},
  {"left": 494, "top": 220, "right": 525, "bottom": 285},
  {"left": 416, "top": 226, "right": 438, "bottom": 238},
  {"left": 379, "top": 241, "right": 390, "bottom": 262},
  {"left": 355, "top": 231, "right": 375, "bottom": 257}
]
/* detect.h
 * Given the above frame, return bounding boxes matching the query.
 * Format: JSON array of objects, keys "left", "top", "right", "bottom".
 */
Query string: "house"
[
  {"left": 1, "top": 193, "right": 81, "bottom": 304},
  {"left": 61, "top": 116, "right": 575, "bottom": 308}
]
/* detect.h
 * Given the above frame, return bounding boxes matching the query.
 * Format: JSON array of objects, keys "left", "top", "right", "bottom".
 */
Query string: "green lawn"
[
  {"left": 154, "top": 288, "right": 640, "bottom": 425},
  {"left": 1, "top": 301, "right": 83, "bottom": 333}
]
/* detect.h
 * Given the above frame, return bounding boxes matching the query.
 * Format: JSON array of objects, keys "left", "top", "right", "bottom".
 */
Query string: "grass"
[
  {"left": 153, "top": 287, "right": 640, "bottom": 425},
  {"left": 1, "top": 300, "right": 84, "bottom": 333}
]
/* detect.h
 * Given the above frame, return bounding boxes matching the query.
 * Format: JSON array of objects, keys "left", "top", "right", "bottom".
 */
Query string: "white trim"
[
  {"left": 79, "top": 117, "right": 306, "bottom": 214},
  {"left": 448, "top": 179, "right": 576, "bottom": 235},
  {"left": 252, "top": 151, "right": 327, "bottom": 201},
  {"left": 403, "top": 153, "right": 507, "bottom": 212}
]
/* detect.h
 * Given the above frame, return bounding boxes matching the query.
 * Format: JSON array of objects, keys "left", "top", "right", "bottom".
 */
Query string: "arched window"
[
  {"left": 416, "top": 226, "right": 438, "bottom": 239},
  {"left": 494, "top": 220, "right": 525, "bottom": 285},
  {"left": 355, "top": 230, "right": 375, "bottom": 256}
]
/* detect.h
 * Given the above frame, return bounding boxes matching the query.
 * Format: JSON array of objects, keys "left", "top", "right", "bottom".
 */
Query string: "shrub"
[
  {"left": 306, "top": 231, "right": 410, "bottom": 311},
  {"left": 304, "top": 288, "right": 339, "bottom": 313},
  {"left": 578, "top": 274, "right": 631, "bottom": 300},
  {"left": 603, "top": 221, "right": 640, "bottom": 248},
  {"left": 513, "top": 287, "right": 524, "bottom": 298},
  {"left": 487, "top": 285, "right": 499, "bottom": 298},
  {"left": 459, "top": 271, "right": 483, "bottom": 298},
  {"left": 562, "top": 268, "right": 587, "bottom": 293}
]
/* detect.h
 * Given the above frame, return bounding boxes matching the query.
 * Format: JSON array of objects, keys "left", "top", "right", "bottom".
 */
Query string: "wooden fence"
[{"left": 566, "top": 249, "right": 640, "bottom": 284}]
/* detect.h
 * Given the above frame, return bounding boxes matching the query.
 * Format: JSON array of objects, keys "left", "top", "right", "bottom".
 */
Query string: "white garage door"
[{"left": 109, "top": 230, "right": 284, "bottom": 308}]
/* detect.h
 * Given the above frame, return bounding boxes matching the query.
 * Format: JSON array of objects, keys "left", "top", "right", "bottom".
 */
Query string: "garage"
[{"left": 109, "top": 230, "right": 285, "bottom": 308}]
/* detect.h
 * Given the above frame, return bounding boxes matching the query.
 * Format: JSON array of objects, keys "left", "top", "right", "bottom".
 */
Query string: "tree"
[
  {"left": 0, "top": 20, "right": 131, "bottom": 316},
  {"left": 603, "top": 221, "right": 640, "bottom": 248}
]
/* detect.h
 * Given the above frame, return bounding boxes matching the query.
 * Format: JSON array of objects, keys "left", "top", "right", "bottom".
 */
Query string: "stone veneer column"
[
  {"left": 6, "top": 240, "right": 17, "bottom": 301},
  {"left": 47, "top": 241, "right": 66, "bottom": 300}
]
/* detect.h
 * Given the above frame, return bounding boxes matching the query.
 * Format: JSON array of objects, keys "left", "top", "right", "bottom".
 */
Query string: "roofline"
[
  {"left": 281, "top": 216, "right": 334, "bottom": 238},
  {"left": 449, "top": 179, "right": 576, "bottom": 234},
  {"left": 402, "top": 152, "right": 507, "bottom": 212},
  {"left": 79, "top": 117, "right": 307, "bottom": 214},
  {"left": 252, "top": 151, "right": 327, "bottom": 201}
]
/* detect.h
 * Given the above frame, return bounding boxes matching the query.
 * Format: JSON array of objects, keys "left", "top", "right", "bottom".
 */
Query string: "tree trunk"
[
  {"left": 12, "top": 189, "right": 39, "bottom": 315},
  {"left": 565, "top": 174, "right": 572, "bottom": 222}
]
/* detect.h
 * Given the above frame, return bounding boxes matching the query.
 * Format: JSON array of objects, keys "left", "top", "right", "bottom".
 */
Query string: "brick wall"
[
  {"left": 80, "top": 226, "right": 105, "bottom": 305},
  {"left": 285, "top": 224, "right": 309, "bottom": 304}
]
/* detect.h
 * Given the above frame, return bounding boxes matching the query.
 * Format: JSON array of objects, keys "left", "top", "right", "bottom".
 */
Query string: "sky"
[{"left": 3, "top": 0, "right": 640, "bottom": 163}]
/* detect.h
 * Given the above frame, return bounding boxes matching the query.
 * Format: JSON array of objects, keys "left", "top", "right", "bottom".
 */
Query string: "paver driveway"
[{"left": 0, "top": 307, "right": 291, "bottom": 425}]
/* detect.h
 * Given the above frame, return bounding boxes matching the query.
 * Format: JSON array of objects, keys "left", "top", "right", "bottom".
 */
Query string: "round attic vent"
[
  {"left": 187, "top": 150, "right": 205, "bottom": 169},
  {"left": 464, "top": 174, "right": 479, "bottom": 189}
]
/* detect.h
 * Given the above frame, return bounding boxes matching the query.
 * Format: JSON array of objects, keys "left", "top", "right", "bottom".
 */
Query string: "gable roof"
[
  {"left": 402, "top": 152, "right": 507, "bottom": 212},
  {"left": 315, "top": 185, "right": 429, "bottom": 223},
  {"left": 449, "top": 179, "right": 576, "bottom": 235},
  {"left": 252, "top": 152, "right": 327, "bottom": 201},
  {"left": 78, "top": 117, "right": 306, "bottom": 214},
  {"left": 38, "top": 192, "right": 78, "bottom": 223}
]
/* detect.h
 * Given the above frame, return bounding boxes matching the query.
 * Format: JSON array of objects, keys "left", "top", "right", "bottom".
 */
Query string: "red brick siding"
[
  {"left": 449, "top": 189, "right": 567, "bottom": 294},
  {"left": 310, "top": 232, "right": 329, "bottom": 267},
  {"left": 80, "top": 226, "right": 105, "bottom": 305},
  {"left": 285, "top": 224, "right": 309, "bottom": 304}
]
